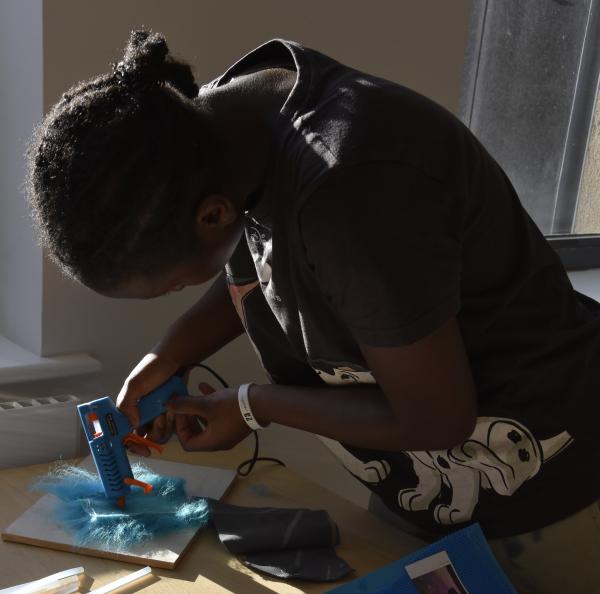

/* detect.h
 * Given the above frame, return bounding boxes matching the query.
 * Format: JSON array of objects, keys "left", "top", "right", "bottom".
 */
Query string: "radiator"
[{"left": 0, "top": 395, "right": 82, "bottom": 469}]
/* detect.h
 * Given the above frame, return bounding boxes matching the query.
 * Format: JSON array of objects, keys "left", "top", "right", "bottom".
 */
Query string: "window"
[{"left": 460, "top": 0, "right": 600, "bottom": 269}]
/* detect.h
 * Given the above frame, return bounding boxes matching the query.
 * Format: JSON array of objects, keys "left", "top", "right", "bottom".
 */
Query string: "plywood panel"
[{"left": 1, "top": 455, "right": 236, "bottom": 569}]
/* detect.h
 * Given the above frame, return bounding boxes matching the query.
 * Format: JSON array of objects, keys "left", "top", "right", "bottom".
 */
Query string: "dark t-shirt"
[{"left": 205, "top": 39, "right": 600, "bottom": 538}]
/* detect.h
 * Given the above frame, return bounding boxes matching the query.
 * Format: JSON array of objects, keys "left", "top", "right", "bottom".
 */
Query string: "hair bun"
[{"left": 112, "top": 29, "right": 198, "bottom": 98}]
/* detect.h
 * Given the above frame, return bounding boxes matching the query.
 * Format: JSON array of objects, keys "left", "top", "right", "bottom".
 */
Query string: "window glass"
[{"left": 460, "top": 0, "right": 600, "bottom": 235}]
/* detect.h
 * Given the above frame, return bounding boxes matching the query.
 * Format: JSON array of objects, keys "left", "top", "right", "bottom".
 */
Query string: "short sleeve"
[{"left": 299, "top": 162, "right": 462, "bottom": 347}]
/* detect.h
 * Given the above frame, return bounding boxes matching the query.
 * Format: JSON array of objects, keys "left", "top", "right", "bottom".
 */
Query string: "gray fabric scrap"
[{"left": 206, "top": 498, "right": 353, "bottom": 582}]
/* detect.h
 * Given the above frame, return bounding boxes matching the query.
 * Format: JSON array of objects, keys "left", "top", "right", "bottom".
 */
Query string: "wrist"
[
  {"left": 237, "top": 383, "right": 269, "bottom": 431},
  {"left": 238, "top": 383, "right": 268, "bottom": 430}
]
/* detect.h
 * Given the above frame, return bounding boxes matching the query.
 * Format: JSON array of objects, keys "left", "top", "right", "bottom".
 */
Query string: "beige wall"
[
  {"left": 43, "top": 0, "right": 471, "bottom": 112},
  {"left": 41, "top": 0, "right": 472, "bottom": 393},
  {"left": 0, "top": 0, "right": 44, "bottom": 354}
]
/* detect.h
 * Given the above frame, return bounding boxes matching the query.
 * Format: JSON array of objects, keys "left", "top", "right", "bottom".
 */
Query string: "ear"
[{"left": 195, "top": 194, "right": 238, "bottom": 230}]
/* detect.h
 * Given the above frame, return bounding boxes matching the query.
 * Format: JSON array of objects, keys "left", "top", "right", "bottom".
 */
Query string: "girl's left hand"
[{"left": 166, "top": 382, "right": 253, "bottom": 451}]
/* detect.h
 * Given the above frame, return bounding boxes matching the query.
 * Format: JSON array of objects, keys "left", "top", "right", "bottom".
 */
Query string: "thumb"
[{"left": 166, "top": 395, "right": 207, "bottom": 416}]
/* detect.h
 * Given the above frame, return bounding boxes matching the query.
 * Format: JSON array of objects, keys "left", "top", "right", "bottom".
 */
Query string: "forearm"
[
  {"left": 153, "top": 273, "right": 245, "bottom": 367},
  {"left": 250, "top": 383, "right": 467, "bottom": 452}
]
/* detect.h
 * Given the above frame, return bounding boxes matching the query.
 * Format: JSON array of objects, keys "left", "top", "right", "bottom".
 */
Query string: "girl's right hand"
[{"left": 116, "top": 352, "right": 182, "bottom": 457}]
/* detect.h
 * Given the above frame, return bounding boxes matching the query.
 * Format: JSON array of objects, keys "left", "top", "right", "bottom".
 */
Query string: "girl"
[{"left": 27, "top": 30, "right": 600, "bottom": 593}]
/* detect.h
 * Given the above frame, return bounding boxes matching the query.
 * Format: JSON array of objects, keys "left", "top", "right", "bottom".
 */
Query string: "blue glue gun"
[{"left": 77, "top": 375, "right": 187, "bottom": 508}]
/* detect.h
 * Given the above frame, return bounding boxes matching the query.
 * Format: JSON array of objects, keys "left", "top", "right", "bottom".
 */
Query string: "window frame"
[
  {"left": 460, "top": 0, "right": 600, "bottom": 270},
  {"left": 547, "top": 234, "right": 600, "bottom": 271}
]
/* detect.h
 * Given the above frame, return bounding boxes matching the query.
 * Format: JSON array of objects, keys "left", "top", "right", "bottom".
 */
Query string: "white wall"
[
  {"left": 0, "top": 0, "right": 44, "bottom": 354},
  {"left": 36, "top": 0, "right": 473, "bottom": 395}
]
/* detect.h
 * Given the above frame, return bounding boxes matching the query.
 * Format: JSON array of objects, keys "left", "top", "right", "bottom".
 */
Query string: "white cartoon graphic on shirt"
[
  {"left": 322, "top": 414, "right": 573, "bottom": 526},
  {"left": 311, "top": 360, "right": 377, "bottom": 385},
  {"left": 311, "top": 359, "right": 575, "bottom": 526},
  {"left": 246, "top": 220, "right": 285, "bottom": 308},
  {"left": 251, "top": 236, "right": 272, "bottom": 286},
  {"left": 398, "top": 417, "right": 572, "bottom": 525},
  {"left": 318, "top": 436, "right": 391, "bottom": 484},
  {"left": 247, "top": 222, "right": 273, "bottom": 287}
]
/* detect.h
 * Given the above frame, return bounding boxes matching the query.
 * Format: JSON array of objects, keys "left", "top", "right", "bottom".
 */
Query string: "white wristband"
[{"left": 238, "top": 383, "right": 265, "bottom": 431}]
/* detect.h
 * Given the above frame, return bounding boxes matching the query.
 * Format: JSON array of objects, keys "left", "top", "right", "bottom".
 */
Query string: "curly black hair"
[{"left": 26, "top": 30, "right": 219, "bottom": 292}]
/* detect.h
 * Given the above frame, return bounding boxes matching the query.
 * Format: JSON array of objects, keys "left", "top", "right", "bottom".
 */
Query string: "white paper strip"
[{"left": 88, "top": 566, "right": 152, "bottom": 594}]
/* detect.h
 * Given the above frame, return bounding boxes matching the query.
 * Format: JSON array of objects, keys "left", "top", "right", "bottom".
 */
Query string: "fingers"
[
  {"left": 116, "top": 381, "right": 141, "bottom": 428},
  {"left": 124, "top": 413, "right": 174, "bottom": 458},
  {"left": 198, "top": 382, "right": 216, "bottom": 395},
  {"left": 125, "top": 429, "right": 152, "bottom": 457},
  {"left": 165, "top": 382, "right": 216, "bottom": 416},
  {"left": 126, "top": 443, "right": 151, "bottom": 457},
  {"left": 174, "top": 414, "right": 215, "bottom": 452},
  {"left": 145, "top": 412, "right": 175, "bottom": 444},
  {"left": 125, "top": 422, "right": 152, "bottom": 457},
  {"left": 116, "top": 353, "right": 180, "bottom": 427},
  {"left": 145, "top": 415, "right": 165, "bottom": 441},
  {"left": 170, "top": 386, "right": 245, "bottom": 452},
  {"left": 174, "top": 413, "right": 203, "bottom": 444}
]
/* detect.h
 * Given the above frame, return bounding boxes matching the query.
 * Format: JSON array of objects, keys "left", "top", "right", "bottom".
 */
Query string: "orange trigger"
[{"left": 123, "top": 433, "right": 164, "bottom": 454}]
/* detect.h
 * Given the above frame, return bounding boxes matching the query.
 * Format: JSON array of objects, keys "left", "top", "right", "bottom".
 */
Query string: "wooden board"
[{"left": 1, "top": 455, "right": 236, "bottom": 569}]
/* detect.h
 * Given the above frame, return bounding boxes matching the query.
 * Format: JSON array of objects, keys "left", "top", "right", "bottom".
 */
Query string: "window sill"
[
  {"left": 0, "top": 335, "right": 101, "bottom": 385},
  {"left": 548, "top": 235, "right": 600, "bottom": 271}
]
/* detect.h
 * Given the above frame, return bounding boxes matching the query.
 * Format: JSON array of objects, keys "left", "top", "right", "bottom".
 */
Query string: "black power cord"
[{"left": 189, "top": 363, "right": 286, "bottom": 477}]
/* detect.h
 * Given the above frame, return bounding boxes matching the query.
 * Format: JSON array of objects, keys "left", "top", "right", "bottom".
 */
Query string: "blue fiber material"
[{"left": 32, "top": 463, "right": 210, "bottom": 550}]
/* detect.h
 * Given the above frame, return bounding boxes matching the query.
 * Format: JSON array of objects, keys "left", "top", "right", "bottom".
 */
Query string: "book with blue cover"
[{"left": 326, "top": 524, "right": 518, "bottom": 594}]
